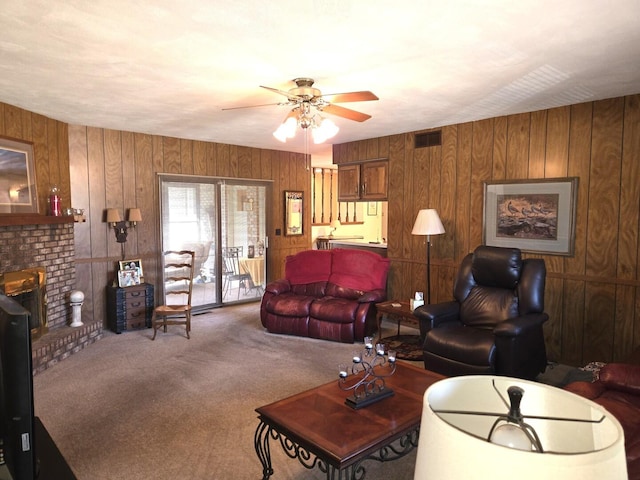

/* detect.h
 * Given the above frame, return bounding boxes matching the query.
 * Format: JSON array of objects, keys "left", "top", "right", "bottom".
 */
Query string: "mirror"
[{"left": 284, "top": 191, "right": 303, "bottom": 236}]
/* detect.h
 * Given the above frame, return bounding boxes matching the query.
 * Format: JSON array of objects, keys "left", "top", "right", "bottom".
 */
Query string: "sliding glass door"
[{"left": 159, "top": 174, "right": 270, "bottom": 309}]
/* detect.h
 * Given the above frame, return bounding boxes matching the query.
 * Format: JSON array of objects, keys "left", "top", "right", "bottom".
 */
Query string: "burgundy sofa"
[
  {"left": 564, "top": 363, "right": 640, "bottom": 479},
  {"left": 260, "top": 248, "right": 390, "bottom": 343}
]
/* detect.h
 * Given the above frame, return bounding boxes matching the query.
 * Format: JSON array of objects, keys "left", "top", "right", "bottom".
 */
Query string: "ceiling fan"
[
  {"left": 222, "top": 78, "right": 378, "bottom": 143},
  {"left": 223, "top": 77, "right": 378, "bottom": 121}
]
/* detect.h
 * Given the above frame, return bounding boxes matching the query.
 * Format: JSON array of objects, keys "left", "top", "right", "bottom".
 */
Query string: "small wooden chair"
[{"left": 152, "top": 250, "right": 195, "bottom": 340}]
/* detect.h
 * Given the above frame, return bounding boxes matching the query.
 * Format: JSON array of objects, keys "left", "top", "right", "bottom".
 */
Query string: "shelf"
[{"left": 0, "top": 214, "right": 75, "bottom": 227}]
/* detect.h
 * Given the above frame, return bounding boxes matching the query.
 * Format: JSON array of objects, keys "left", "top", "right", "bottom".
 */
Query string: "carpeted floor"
[{"left": 33, "top": 303, "right": 423, "bottom": 480}]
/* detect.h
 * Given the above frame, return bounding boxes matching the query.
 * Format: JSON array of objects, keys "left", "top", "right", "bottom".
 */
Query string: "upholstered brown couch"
[
  {"left": 260, "top": 248, "right": 390, "bottom": 343},
  {"left": 565, "top": 363, "right": 640, "bottom": 479}
]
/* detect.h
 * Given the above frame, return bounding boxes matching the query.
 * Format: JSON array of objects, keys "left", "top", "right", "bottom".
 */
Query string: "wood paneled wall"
[
  {"left": 67, "top": 127, "right": 310, "bottom": 323},
  {"left": 334, "top": 94, "right": 640, "bottom": 367},
  {"left": 0, "top": 103, "right": 71, "bottom": 215}
]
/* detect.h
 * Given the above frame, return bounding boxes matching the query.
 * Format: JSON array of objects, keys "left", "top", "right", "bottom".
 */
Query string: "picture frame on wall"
[
  {"left": 367, "top": 202, "right": 377, "bottom": 216},
  {"left": 483, "top": 177, "right": 578, "bottom": 256},
  {"left": 0, "top": 136, "right": 38, "bottom": 214}
]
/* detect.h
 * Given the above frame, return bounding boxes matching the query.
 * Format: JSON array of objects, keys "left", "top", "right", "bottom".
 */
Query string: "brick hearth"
[{"left": 0, "top": 220, "right": 103, "bottom": 375}]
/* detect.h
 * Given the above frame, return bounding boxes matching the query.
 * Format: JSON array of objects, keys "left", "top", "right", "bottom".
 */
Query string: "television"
[{"left": 0, "top": 293, "right": 37, "bottom": 480}]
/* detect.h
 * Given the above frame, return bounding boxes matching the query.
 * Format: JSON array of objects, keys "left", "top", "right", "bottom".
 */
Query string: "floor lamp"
[{"left": 411, "top": 209, "right": 445, "bottom": 304}]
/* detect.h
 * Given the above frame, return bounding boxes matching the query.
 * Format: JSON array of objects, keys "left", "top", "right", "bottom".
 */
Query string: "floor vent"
[{"left": 415, "top": 130, "right": 442, "bottom": 148}]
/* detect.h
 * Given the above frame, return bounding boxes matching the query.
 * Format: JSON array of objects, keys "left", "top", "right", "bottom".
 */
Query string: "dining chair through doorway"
[
  {"left": 222, "top": 246, "right": 252, "bottom": 300},
  {"left": 152, "top": 250, "right": 195, "bottom": 340}
]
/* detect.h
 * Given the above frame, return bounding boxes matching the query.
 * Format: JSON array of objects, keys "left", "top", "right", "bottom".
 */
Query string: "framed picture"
[
  {"left": 0, "top": 136, "right": 38, "bottom": 214},
  {"left": 118, "top": 268, "right": 141, "bottom": 287},
  {"left": 119, "top": 259, "right": 144, "bottom": 282},
  {"left": 483, "top": 177, "right": 578, "bottom": 256},
  {"left": 367, "top": 202, "right": 378, "bottom": 216},
  {"left": 284, "top": 191, "right": 303, "bottom": 236}
]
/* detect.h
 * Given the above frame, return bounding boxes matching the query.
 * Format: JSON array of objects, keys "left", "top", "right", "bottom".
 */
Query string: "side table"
[
  {"left": 107, "top": 283, "right": 154, "bottom": 333},
  {"left": 375, "top": 300, "right": 420, "bottom": 342}
]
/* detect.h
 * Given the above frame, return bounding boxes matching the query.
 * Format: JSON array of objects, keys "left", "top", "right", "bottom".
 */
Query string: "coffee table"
[{"left": 254, "top": 362, "right": 444, "bottom": 479}]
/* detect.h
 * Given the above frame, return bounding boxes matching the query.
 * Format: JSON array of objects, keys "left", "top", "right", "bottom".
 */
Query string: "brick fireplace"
[{"left": 0, "top": 219, "right": 102, "bottom": 374}]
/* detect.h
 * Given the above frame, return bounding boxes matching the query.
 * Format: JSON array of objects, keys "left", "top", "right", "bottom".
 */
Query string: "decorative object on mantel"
[
  {"left": 48, "top": 184, "right": 61, "bottom": 216},
  {"left": 69, "top": 290, "right": 84, "bottom": 327},
  {"left": 411, "top": 209, "right": 445, "bottom": 304},
  {"left": 338, "top": 336, "right": 397, "bottom": 409}
]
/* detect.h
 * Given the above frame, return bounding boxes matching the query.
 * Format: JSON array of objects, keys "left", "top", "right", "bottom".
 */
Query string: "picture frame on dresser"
[
  {"left": 119, "top": 258, "right": 143, "bottom": 282},
  {"left": 0, "top": 136, "right": 39, "bottom": 214},
  {"left": 118, "top": 268, "right": 141, "bottom": 288}
]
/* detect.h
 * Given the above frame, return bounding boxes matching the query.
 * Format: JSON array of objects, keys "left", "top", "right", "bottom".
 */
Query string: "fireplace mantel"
[{"left": 0, "top": 214, "right": 74, "bottom": 226}]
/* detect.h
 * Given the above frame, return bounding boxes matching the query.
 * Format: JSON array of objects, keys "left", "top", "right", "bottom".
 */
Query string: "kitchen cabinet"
[{"left": 337, "top": 160, "right": 388, "bottom": 201}]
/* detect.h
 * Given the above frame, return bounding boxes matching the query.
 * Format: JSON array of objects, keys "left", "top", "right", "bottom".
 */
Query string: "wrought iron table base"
[{"left": 254, "top": 420, "right": 419, "bottom": 480}]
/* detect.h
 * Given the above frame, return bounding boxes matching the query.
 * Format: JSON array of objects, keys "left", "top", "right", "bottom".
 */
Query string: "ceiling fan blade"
[
  {"left": 322, "top": 104, "right": 372, "bottom": 122},
  {"left": 260, "top": 85, "right": 302, "bottom": 100},
  {"left": 321, "top": 91, "right": 379, "bottom": 103},
  {"left": 221, "top": 102, "right": 285, "bottom": 111}
]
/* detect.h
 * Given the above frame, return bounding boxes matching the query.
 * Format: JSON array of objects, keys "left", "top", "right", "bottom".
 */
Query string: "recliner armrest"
[
  {"left": 358, "top": 289, "right": 387, "bottom": 303},
  {"left": 264, "top": 279, "right": 291, "bottom": 295},
  {"left": 598, "top": 363, "right": 640, "bottom": 396},
  {"left": 493, "top": 312, "right": 548, "bottom": 336},
  {"left": 414, "top": 301, "right": 460, "bottom": 328}
]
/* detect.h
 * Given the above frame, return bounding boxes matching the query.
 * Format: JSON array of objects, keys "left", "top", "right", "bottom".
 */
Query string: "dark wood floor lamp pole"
[{"left": 412, "top": 209, "right": 445, "bottom": 304}]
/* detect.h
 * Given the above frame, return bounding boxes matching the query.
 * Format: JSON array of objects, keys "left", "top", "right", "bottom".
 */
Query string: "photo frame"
[
  {"left": 0, "top": 136, "right": 38, "bottom": 214},
  {"left": 367, "top": 202, "right": 377, "bottom": 216},
  {"left": 118, "top": 269, "right": 141, "bottom": 288},
  {"left": 284, "top": 191, "right": 303, "bottom": 236},
  {"left": 483, "top": 177, "right": 578, "bottom": 256},
  {"left": 119, "top": 259, "right": 144, "bottom": 283}
]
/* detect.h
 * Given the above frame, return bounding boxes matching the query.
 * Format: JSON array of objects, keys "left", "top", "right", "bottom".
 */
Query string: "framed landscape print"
[
  {"left": 483, "top": 177, "right": 578, "bottom": 256},
  {"left": 0, "top": 136, "right": 38, "bottom": 214}
]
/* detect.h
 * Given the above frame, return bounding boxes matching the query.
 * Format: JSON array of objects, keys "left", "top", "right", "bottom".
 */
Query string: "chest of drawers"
[{"left": 107, "top": 283, "right": 154, "bottom": 333}]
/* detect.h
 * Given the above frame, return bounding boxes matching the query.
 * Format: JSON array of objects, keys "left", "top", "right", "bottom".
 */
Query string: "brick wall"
[
  {"left": 0, "top": 222, "right": 75, "bottom": 330},
  {"left": 0, "top": 221, "right": 103, "bottom": 374}
]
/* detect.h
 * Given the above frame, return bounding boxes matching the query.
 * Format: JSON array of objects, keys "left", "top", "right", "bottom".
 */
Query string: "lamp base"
[{"left": 345, "top": 388, "right": 394, "bottom": 409}]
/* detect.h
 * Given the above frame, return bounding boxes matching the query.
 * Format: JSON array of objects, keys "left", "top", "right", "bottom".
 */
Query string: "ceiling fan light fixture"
[
  {"left": 273, "top": 115, "right": 298, "bottom": 142},
  {"left": 312, "top": 117, "right": 339, "bottom": 144}
]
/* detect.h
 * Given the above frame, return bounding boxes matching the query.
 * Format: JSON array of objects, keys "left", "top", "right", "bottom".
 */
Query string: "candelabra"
[{"left": 338, "top": 337, "right": 397, "bottom": 409}]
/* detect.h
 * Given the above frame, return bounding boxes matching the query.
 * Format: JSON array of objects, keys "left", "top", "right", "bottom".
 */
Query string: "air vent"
[{"left": 415, "top": 130, "right": 442, "bottom": 148}]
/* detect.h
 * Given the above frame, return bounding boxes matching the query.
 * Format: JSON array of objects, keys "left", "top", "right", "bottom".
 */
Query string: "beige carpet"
[{"left": 33, "top": 303, "right": 422, "bottom": 480}]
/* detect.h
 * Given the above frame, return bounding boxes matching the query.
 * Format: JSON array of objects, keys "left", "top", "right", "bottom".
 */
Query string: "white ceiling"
[{"left": 1, "top": 0, "right": 640, "bottom": 166}]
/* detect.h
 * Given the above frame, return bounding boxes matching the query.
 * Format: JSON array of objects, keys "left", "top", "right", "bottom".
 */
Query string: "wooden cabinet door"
[
  {"left": 338, "top": 164, "right": 360, "bottom": 201},
  {"left": 361, "top": 161, "right": 388, "bottom": 200}
]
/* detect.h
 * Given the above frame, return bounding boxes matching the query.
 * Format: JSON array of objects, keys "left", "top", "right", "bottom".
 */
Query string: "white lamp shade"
[
  {"left": 411, "top": 209, "right": 445, "bottom": 236},
  {"left": 330, "top": 219, "right": 341, "bottom": 229},
  {"left": 414, "top": 376, "right": 628, "bottom": 480}
]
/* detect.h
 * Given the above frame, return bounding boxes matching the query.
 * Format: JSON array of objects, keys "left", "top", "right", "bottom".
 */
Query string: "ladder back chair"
[{"left": 152, "top": 250, "right": 195, "bottom": 340}]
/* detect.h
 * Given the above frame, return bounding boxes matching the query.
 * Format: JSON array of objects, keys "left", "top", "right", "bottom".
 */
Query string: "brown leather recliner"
[{"left": 414, "top": 246, "right": 548, "bottom": 379}]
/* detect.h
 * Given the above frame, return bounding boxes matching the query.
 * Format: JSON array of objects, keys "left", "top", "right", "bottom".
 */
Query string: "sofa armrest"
[
  {"left": 414, "top": 301, "right": 460, "bottom": 329},
  {"left": 598, "top": 363, "right": 640, "bottom": 396},
  {"left": 493, "top": 313, "right": 548, "bottom": 337},
  {"left": 264, "top": 279, "right": 291, "bottom": 296},
  {"left": 564, "top": 380, "right": 606, "bottom": 400},
  {"left": 358, "top": 289, "right": 387, "bottom": 303}
]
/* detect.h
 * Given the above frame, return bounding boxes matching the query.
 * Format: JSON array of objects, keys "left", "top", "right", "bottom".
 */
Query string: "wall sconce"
[{"left": 106, "top": 208, "right": 142, "bottom": 243}]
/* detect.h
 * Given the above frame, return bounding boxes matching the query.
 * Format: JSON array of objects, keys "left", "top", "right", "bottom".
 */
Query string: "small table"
[
  {"left": 254, "top": 362, "right": 444, "bottom": 479},
  {"left": 375, "top": 300, "right": 420, "bottom": 342},
  {"left": 239, "top": 256, "right": 265, "bottom": 286}
]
